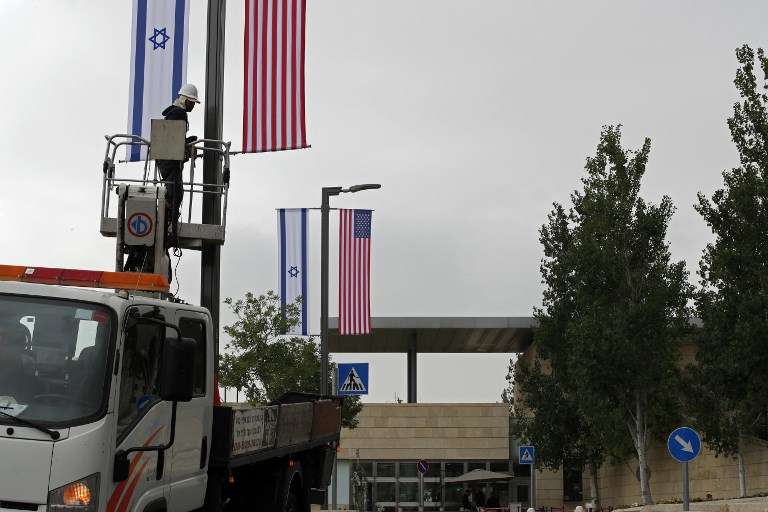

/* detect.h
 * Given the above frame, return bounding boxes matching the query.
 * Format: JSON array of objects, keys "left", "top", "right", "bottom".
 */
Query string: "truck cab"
[{"left": 0, "top": 280, "right": 213, "bottom": 512}]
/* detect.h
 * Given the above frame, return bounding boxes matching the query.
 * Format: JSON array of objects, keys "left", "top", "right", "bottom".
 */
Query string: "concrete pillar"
[{"left": 407, "top": 332, "right": 417, "bottom": 403}]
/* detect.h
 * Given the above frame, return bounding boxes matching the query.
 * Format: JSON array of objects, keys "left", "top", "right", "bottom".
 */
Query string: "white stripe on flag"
[
  {"left": 278, "top": 208, "right": 309, "bottom": 335},
  {"left": 339, "top": 209, "right": 373, "bottom": 336},
  {"left": 243, "top": 0, "right": 307, "bottom": 152},
  {"left": 127, "top": 0, "right": 190, "bottom": 162}
]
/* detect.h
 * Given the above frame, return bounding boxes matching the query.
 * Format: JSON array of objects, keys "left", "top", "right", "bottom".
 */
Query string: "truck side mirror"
[{"left": 159, "top": 336, "right": 195, "bottom": 402}]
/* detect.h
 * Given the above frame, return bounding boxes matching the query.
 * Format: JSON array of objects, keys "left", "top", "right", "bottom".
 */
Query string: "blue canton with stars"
[
  {"left": 354, "top": 210, "right": 372, "bottom": 239},
  {"left": 149, "top": 27, "right": 171, "bottom": 50},
  {"left": 288, "top": 266, "right": 300, "bottom": 278}
]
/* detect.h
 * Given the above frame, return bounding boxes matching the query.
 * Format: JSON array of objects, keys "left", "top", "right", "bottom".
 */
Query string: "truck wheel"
[
  {"left": 284, "top": 492, "right": 299, "bottom": 512},
  {"left": 204, "top": 472, "right": 224, "bottom": 512},
  {"left": 282, "top": 476, "right": 307, "bottom": 512}
]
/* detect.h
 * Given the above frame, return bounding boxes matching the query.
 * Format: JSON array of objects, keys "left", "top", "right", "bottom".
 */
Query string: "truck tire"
[
  {"left": 284, "top": 492, "right": 299, "bottom": 512},
  {"left": 204, "top": 471, "right": 224, "bottom": 512},
  {"left": 282, "top": 472, "right": 308, "bottom": 512}
]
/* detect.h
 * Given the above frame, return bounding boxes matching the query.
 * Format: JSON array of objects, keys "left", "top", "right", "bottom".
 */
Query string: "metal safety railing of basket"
[{"left": 100, "top": 134, "right": 232, "bottom": 235}]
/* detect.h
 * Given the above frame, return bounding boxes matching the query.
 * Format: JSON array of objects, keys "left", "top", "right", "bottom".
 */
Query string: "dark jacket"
[{"left": 162, "top": 104, "right": 188, "bottom": 129}]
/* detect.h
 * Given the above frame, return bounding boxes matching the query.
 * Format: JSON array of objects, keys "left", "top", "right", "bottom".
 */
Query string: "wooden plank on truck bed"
[
  {"left": 311, "top": 399, "right": 342, "bottom": 440},
  {"left": 231, "top": 405, "right": 279, "bottom": 456},
  {"left": 275, "top": 402, "right": 313, "bottom": 448}
]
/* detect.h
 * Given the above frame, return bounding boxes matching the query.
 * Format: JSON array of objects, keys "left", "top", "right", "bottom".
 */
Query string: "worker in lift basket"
[{"left": 156, "top": 83, "right": 200, "bottom": 248}]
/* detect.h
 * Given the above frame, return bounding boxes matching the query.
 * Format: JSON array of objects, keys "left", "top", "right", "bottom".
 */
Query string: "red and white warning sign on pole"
[{"left": 124, "top": 196, "right": 156, "bottom": 247}]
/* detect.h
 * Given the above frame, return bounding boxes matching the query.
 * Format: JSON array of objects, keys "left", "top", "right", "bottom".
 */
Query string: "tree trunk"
[
  {"left": 632, "top": 392, "right": 654, "bottom": 505},
  {"left": 589, "top": 463, "right": 601, "bottom": 507},
  {"left": 737, "top": 437, "right": 747, "bottom": 498}
]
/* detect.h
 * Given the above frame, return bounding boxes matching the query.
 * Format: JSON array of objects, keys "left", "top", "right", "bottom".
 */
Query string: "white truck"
[{"left": 0, "top": 269, "right": 340, "bottom": 512}]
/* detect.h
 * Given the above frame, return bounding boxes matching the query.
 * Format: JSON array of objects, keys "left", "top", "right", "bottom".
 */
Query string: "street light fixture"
[{"left": 320, "top": 183, "right": 381, "bottom": 395}]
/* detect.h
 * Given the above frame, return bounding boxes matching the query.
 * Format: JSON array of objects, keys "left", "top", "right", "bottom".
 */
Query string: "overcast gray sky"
[{"left": 1, "top": 1, "right": 765, "bottom": 403}]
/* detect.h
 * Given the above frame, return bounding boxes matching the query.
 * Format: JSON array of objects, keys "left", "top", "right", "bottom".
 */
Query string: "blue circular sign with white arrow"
[{"left": 667, "top": 426, "right": 702, "bottom": 463}]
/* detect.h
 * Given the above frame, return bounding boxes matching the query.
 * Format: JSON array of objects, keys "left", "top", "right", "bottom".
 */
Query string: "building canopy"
[{"left": 328, "top": 316, "right": 535, "bottom": 353}]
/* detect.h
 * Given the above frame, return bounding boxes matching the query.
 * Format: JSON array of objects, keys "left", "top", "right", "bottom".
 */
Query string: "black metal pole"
[
  {"left": 407, "top": 332, "right": 417, "bottom": 403},
  {"left": 319, "top": 185, "right": 376, "bottom": 395},
  {"left": 320, "top": 187, "right": 339, "bottom": 395},
  {"left": 202, "top": 0, "right": 226, "bottom": 372}
]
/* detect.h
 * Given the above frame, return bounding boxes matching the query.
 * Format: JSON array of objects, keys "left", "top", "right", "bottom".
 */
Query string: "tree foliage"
[
  {"left": 220, "top": 291, "right": 363, "bottom": 428},
  {"left": 507, "top": 356, "right": 605, "bottom": 467},
  {"left": 526, "top": 125, "right": 692, "bottom": 504},
  {"left": 686, "top": 45, "right": 768, "bottom": 494}
]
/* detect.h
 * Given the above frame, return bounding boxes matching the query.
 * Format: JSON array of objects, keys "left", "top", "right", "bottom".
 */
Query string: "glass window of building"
[
  {"left": 516, "top": 485, "right": 529, "bottom": 504},
  {"left": 399, "top": 462, "right": 418, "bottom": 478},
  {"left": 352, "top": 461, "right": 373, "bottom": 479},
  {"left": 490, "top": 461, "right": 510, "bottom": 473},
  {"left": 423, "top": 481, "right": 442, "bottom": 507},
  {"left": 377, "top": 462, "right": 395, "bottom": 478},
  {"left": 398, "top": 481, "right": 420, "bottom": 503},
  {"left": 489, "top": 482, "right": 509, "bottom": 506},
  {"left": 376, "top": 481, "right": 396, "bottom": 502},
  {"left": 513, "top": 463, "right": 531, "bottom": 477},
  {"left": 445, "top": 462, "right": 465, "bottom": 477},
  {"left": 468, "top": 461, "right": 487, "bottom": 471},
  {"left": 423, "top": 461, "right": 441, "bottom": 478},
  {"left": 563, "top": 468, "right": 583, "bottom": 502},
  {"left": 444, "top": 484, "right": 465, "bottom": 511}
]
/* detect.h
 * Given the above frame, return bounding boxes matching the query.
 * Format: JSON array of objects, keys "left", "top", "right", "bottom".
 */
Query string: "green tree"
[
  {"left": 533, "top": 125, "right": 692, "bottom": 504},
  {"left": 220, "top": 291, "right": 363, "bottom": 428},
  {"left": 687, "top": 44, "right": 768, "bottom": 497},
  {"left": 504, "top": 357, "right": 610, "bottom": 506}
]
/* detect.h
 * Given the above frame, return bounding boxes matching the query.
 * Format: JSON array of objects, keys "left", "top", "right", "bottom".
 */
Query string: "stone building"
[{"left": 328, "top": 317, "right": 768, "bottom": 510}]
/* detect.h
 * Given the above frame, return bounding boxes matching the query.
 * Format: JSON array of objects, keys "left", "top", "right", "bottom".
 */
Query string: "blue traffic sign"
[
  {"left": 338, "top": 363, "right": 369, "bottom": 396},
  {"left": 417, "top": 460, "right": 429, "bottom": 474},
  {"left": 519, "top": 445, "right": 535, "bottom": 465},
  {"left": 667, "top": 427, "right": 701, "bottom": 463}
]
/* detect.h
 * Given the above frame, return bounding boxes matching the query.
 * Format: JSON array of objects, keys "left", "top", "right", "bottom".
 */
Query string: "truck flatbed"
[{"left": 210, "top": 394, "right": 342, "bottom": 469}]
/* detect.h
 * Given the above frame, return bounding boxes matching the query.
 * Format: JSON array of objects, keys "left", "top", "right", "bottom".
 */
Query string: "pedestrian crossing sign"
[
  {"left": 519, "top": 445, "right": 535, "bottom": 465},
  {"left": 338, "top": 363, "right": 369, "bottom": 396}
]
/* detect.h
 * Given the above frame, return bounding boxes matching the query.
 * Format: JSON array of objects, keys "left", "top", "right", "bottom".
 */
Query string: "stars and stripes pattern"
[
  {"left": 339, "top": 209, "right": 373, "bottom": 335},
  {"left": 243, "top": 0, "right": 308, "bottom": 153}
]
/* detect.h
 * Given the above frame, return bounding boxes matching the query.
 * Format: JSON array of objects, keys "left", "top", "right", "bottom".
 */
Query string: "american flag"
[
  {"left": 339, "top": 209, "right": 373, "bottom": 335},
  {"left": 242, "top": 0, "right": 308, "bottom": 153}
]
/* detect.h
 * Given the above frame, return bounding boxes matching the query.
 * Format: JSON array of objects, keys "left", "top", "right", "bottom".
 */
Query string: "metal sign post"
[
  {"left": 667, "top": 427, "right": 701, "bottom": 512},
  {"left": 519, "top": 446, "right": 535, "bottom": 508}
]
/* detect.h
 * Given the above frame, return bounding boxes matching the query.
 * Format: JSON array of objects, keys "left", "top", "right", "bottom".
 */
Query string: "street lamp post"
[{"left": 319, "top": 184, "right": 381, "bottom": 395}]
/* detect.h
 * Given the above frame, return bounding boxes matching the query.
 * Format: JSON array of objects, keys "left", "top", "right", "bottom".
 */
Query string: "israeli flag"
[
  {"left": 278, "top": 209, "right": 309, "bottom": 335},
  {"left": 127, "top": 0, "right": 190, "bottom": 161}
]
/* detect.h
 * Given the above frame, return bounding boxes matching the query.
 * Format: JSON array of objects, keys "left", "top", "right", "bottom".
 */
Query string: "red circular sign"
[{"left": 127, "top": 213, "right": 154, "bottom": 238}]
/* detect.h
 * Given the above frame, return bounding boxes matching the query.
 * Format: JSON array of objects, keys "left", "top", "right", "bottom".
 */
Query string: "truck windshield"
[{"left": 0, "top": 295, "right": 114, "bottom": 426}]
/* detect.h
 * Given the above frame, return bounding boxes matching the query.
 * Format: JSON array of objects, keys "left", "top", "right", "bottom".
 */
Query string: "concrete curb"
[{"left": 615, "top": 497, "right": 768, "bottom": 512}]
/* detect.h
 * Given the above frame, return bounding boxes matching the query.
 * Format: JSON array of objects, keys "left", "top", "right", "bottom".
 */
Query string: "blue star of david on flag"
[
  {"left": 149, "top": 27, "right": 171, "bottom": 50},
  {"left": 278, "top": 209, "right": 309, "bottom": 336}
]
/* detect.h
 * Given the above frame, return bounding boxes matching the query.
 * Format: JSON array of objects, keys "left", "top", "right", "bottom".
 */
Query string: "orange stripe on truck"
[
  {"left": 106, "top": 426, "right": 165, "bottom": 512},
  {"left": 116, "top": 458, "right": 151, "bottom": 512}
]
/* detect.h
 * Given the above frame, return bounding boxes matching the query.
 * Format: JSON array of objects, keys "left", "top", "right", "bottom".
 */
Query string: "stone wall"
[
  {"left": 596, "top": 439, "right": 768, "bottom": 508},
  {"left": 338, "top": 403, "right": 510, "bottom": 461}
]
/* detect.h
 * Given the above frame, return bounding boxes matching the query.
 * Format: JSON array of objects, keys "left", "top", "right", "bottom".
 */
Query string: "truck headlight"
[{"left": 48, "top": 474, "right": 99, "bottom": 512}]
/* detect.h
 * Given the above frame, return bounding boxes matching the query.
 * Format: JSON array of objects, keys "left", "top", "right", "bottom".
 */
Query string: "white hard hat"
[
  {"left": 527, "top": 508, "right": 535, "bottom": 512},
  {"left": 178, "top": 83, "right": 200, "bottom": 103},
  {"left": 575, "top": 507, "right": 584, "bottom": 512}
]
